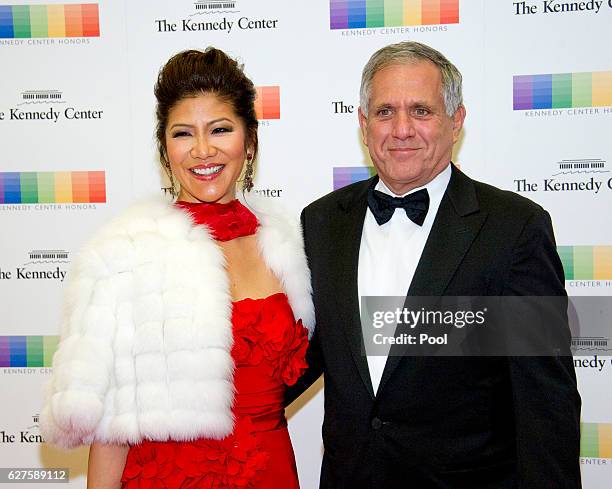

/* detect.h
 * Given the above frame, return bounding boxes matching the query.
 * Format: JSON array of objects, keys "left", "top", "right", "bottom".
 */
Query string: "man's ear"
[
  {"left": 358, "top": 107, "right": 369, "bottom": 147},
  {"left": 452, "top": 105, "right": 466, "bottom": 143}
]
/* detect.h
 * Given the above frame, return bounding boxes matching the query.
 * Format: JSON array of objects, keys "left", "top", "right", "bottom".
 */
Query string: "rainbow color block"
[
  {"left": 581, "top": 423, "right": 612, "bottom": 459},
  {"left": 0, "top": 336, "right": 58, "bottom": 367},
  {"left": 514, "top": 71, "right": 612, "bottom": 110},
  {"left": 333, "top": 166, "right": 377, "bottom": 190},
  {"left": 0, "top": 4, "right": 99, "bottom": 39},
  {"left": 0, "top": 171, "right": 106, "bottom": 204},
  {"left": 557, "top": 246, "right": 612, "bottom": 280},
  {"left": 330, "top": 0, "right": 459, "bottom": 29},
  {"left": 255, "top": 86, "right": 280, "bottom": 120}
]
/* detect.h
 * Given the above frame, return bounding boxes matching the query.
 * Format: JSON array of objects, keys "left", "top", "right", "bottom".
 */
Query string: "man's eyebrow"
[
  {"left": 371, "top": 101, "right": 434, "bottom": 112},
  {"left": 412, "top": 102, "right": 433, "bottom": 109},
  {"left": 372, "top": 103, "right": 394, "bottom": 111}
]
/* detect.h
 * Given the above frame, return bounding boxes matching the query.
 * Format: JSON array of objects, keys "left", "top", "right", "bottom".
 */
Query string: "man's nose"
[{"left": 391, "top": 112, "right": 415, "bottom": 139}]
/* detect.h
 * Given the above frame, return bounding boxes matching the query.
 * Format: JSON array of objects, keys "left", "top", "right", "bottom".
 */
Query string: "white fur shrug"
[{"left": 40, "top": 196, "right": 314, "bottom": 449}]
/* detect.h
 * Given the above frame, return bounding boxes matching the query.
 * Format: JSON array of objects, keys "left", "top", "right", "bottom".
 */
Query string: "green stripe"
[
  {"left": 26, "top": 336, "right": 44, "bottom": 367},
  {"left": 557, "top": 246, "right": 574, "bottom": 280},
  {"left": 366, "top": 0, "right": 384, "bottom": 27},
  {"left": 572, "top": 72, "right": 592, "bottom": 108},
  {"left": 574, "top": 246, "right": 593, "bottom": 280},
  {"left": 12, "top": 5, "right": 31, "bottom": 38},
  {"left": 43, "top": 336, "right": 59, "bottom": 367},
  {"left": 552, "top": 73, "right": 572, "bottom": 109},
  {"left": 29, "top": 5, "right": 48, "bottom": 38},
  {"left": 580, "top": 423, "right": 599, "bottom": 458},
  {"left": 37, "top": 172, "right": 55, "bottom": 203},
  {"left": 20, "top": 172, "right": 38, "bottom": 203},
  {"left": 384, "top": 0, "right": 403, "bottom": 26}
]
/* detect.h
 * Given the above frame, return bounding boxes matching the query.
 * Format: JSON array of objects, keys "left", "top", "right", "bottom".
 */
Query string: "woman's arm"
[{"left": 87, "top": 442, "right": 129, "bottom": 489}]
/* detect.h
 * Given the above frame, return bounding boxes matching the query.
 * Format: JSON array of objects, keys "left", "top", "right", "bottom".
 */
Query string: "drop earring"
[
  {"left": 163, "top": 159, "right": 177, "bottom": 198},
  {"left": 242, "top": 154, "right": 254, "bottom": 192}
]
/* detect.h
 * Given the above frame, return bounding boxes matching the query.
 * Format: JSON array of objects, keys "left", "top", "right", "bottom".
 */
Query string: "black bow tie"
[{"left": 367, "top": 187, "right": 430, "bottom": 226}]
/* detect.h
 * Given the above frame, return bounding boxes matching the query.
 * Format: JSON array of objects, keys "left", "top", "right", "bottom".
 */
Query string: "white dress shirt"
[{"left": 358, "top": 164, "right": 452, "bottom": 395}]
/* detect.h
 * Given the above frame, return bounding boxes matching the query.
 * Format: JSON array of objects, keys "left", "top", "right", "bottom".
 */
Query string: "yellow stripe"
[
  {"left": 54, "top": 172, "right": 72, "bottom": 203},
  {"left": 592, "top": 71, "right": 612, "bottom": 107},
  {"left": 599, "top": 424, "right": 612, "bottom": 458},
  {"left": 593, "top": 246, "right": 612, "bottom": 280},
  {"left": 404, "top": 0, "right": 422, "bottom": 25},
  {"left": 47, "top": 5, "right": 65, "bottom": 38}
]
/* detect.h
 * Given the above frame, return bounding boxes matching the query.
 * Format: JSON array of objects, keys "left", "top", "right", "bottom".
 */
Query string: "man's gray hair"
[{"left": 359, "top": 41, "right": 463, "bottom": 117}]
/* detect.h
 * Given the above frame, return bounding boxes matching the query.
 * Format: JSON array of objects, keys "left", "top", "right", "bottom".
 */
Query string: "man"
[{"left": 287, "top": 41, "right": 581, "bottom": 488}]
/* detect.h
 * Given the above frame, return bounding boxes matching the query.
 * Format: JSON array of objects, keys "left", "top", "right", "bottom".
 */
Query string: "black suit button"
[{"left": 371, "top": 417, "right": 383, "bottom": 430}]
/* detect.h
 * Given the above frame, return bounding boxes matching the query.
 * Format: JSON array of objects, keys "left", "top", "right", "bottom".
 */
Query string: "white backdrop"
[{"left": 1, "top": 1, "right": 611, "bottom": 487}]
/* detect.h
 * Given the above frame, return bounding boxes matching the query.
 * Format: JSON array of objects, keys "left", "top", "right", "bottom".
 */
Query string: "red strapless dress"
[{"left": 121, "top": 293, "right": 309, "bottom": 489}]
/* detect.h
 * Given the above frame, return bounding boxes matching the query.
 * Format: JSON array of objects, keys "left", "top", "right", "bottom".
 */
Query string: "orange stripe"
[
  {"left": 421, "top": 0, "right": 440, "bottom": 25},
  {"left": 71, "top": 171, "right": 90, "bottom": 202},
  {"left": 64, "top": 4, "right": 83, "bottom": 37},
  {"left": 261, "top": 86, "right": 280, "bottom": 119}
]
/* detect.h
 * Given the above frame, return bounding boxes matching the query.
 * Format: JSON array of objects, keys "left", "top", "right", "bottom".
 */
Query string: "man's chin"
[{"left": 378, "top": 175, "right": 424, "bottom": 195}]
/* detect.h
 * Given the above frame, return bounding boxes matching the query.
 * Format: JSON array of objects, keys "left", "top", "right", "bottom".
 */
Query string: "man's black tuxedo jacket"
[{"left": 287, "top": 165, "right": 581, "bottom": 489}]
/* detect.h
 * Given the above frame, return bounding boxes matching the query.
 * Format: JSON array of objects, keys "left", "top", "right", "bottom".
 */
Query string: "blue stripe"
[{"left": 0, "top": 6, "right": 15, "bottom": 38}]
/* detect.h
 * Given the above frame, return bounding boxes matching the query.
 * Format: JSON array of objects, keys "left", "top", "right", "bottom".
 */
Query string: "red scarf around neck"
[{"left": 176, "top": 199, "right": 258, "bottom": 242}]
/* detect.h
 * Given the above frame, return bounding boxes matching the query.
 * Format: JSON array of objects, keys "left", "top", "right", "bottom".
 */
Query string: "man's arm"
[{"left": 504, "top": 209, "right": 581, "bottom": 488}]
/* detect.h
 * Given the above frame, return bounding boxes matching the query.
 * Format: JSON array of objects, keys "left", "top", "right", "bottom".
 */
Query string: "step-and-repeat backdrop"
[{"left": 1, "top": 1, "right": 611, "bottom": 487}]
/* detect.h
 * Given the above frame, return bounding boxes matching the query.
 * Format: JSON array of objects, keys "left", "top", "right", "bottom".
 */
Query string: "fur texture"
[{"left": 40, "top": 196, "right": 314, "bottom": 449}]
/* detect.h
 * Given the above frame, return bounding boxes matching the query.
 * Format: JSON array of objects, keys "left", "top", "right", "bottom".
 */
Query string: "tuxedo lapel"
[
  {"left": 332, "top": 178, "right": 375, "bottom": 399},
  {"left": 408, "top": 166, "right": 487, "bottom": 296},
  {"left": 378, "top": 165, "right": 488, "bottom": 393}
]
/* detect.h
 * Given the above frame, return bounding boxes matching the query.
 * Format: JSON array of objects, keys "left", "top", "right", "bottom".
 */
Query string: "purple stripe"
[
  {"left": 334, "top": 177, "right": 352, "bottom": 190},
  {"left": 333, "top": 167, "right": 373, "bottom": 190},
  {"left": 330, "top": 0, "right": 349, "bottom": 29},
  {"left": 513, "top": 75, "right": 533, "bottom": 110},
  {"left": 0, "top": 337, "right": 11, "bottom": 367},
  {"left": 333, "top": 168, "right": 353, "bottom": 190}
]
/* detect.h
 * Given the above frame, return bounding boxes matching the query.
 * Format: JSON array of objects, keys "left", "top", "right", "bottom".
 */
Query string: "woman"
[{"left": 40, "top": 48, "right": 314, "bottom": 488}]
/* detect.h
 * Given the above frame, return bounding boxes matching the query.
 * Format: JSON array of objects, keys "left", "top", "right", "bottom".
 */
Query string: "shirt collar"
[{"left": 375, "top": 163, "right": 452, "bottom": 203}]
